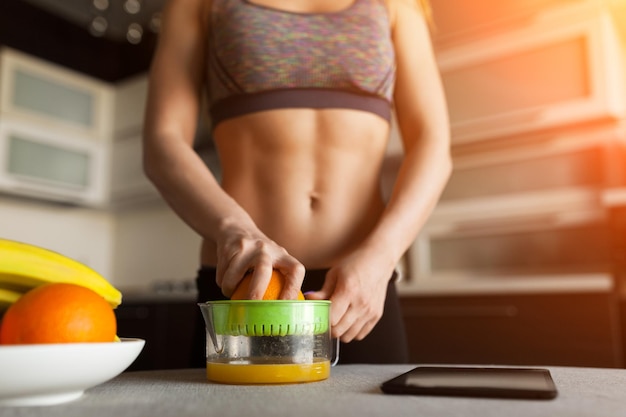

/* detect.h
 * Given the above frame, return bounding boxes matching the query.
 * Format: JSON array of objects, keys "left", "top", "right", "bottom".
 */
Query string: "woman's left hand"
[{"left": 305, "top": 251, "right": 396, "bottom": 342}]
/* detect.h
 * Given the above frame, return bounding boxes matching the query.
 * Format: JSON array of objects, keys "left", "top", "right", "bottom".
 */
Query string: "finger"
[
  {"left": 215, "top": 258, "right": 230, "bottom": 289},
  {"left": 215, "top": 245, "right": 246, "bottom": 295},
  {"left": 328, "top": 296, "right": 351, "bottom": 335},
  {"left": 246, "top": 261, "right": 273, "bottom": 300},
  {"left": 219, "top": 263, "right": 249, "bottom": 297},
  {"left": 354, "top": 317, "right": 379, "bottom": 341},
  {"left": 304, "top": 269, "right": 337, "bottom": 301},
  {"left": 215, "top": 264, "right": 225, "bottom": 289},
  {"left": 277, "top": 263, "right": 306, "bottom": 300},
  {"left": 303, "top": 278, "right": 334, "bottom": 301},
  {"left": 331, "top": 305, "right": 362, "bottom": 342}
]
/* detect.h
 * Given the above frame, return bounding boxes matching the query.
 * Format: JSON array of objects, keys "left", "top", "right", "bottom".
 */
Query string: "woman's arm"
[
  {"left": 308, "top": 0, "right": 451, "bottom": 342},
  {"left": 143, "top": 0, "right": 305, "bottom": 299},
  {"left": 373, "top": 0, "right": 452, "bottom": 267}
]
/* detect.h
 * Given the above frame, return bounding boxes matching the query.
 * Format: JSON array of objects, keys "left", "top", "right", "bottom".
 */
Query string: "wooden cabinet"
[
  {"left": 608, "top": 205, "right": 626, "bottom": 298},
  {"left": 436, "top": 2, "right": 626, "bottom": 145},
  {"left": 430, "top": 0, "right": 588, "bottom": 47},
  {"left": 398, "top": 0, "right": 626, "bottom": 370},
  {"left": 400, "top": 292, "right": 623, "bottom": 368},
  {"left": 408, "top": 187, "right": 609, "bottom": 281},
  {"left": 440, "top": 124, "right": 626, "bottom": 203}
]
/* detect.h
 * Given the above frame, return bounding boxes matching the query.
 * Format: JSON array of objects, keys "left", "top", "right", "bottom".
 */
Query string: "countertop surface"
[{"left": 3, "top": 364, "right": 626, "bottom": 417}]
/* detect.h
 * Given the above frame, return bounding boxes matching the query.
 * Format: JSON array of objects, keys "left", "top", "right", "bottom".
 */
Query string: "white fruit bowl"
[{"left": 0, "top": 338, "right": 144, "bottom": 407}]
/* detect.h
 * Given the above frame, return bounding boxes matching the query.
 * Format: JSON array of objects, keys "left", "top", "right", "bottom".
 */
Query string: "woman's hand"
[
  {"left": 305, "top": 249, "right": 396, "bottom": 342},
  {"left": 214, "top": 221, "right": 305, "bottom": 300}
]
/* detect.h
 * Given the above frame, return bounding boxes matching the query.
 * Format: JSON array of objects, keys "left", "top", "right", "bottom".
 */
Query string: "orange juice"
[{"left": 206, "top": 359, "right": 330, "bottom": 384}]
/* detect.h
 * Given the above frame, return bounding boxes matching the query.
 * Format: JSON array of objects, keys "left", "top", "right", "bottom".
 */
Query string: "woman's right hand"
[{"left": 214, "top": 221, "right": 305, "bottom": 300}]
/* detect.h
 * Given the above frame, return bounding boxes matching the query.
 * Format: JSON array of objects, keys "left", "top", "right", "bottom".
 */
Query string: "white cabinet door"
[
  {"left": 0, "top": 119, "right": 109, "bottom": 206},
  {"left": 0, "top": 48, "right": 113, "bottom": 140}
]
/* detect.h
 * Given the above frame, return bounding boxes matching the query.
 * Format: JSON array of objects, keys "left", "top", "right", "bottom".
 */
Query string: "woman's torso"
[{"left": 201, "top": 0, "right": 395, "bottom": 268}]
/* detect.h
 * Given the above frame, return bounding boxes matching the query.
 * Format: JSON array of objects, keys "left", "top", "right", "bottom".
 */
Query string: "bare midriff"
[{"left": 201, "top": 108, "right": 392, "bottom": 269}]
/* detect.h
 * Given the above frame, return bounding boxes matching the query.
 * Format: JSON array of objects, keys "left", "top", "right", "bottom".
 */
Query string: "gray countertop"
[{"left": 3, "top": 364, "right": 626, "bottom": 417}]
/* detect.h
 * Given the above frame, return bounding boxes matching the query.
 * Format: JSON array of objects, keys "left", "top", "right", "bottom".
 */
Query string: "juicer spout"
[{"left": 198, "top": 303, "right": 224, "bottom": 354}]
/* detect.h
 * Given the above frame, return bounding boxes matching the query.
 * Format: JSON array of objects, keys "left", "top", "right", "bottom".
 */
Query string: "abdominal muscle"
[{"left": 200, "top": 108, "right": 392, "bottom": 269}]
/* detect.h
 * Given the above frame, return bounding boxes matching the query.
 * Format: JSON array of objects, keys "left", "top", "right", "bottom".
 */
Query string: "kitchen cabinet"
[
  {"left": 396, "top": 0, "right": 626, "bottom": 369},
  {"left": 408, "top": 185, "right": 610, "bottom": 281},
  {"left": 400, "top": 291, "right": 623, "bottom": 368},
  {"left": 0, "top": 118, "right": 110, "bottom": 206},
  {"left": 601, "top": 195, "right": 626, "bottom": 366},
  {"left": 437, "top": 2, "right": 626, "bottom": 145},
  {"left": 115, "top": 298, "right": 198, "bottom": 371},
  {"left": 0, "top": 47, "right": 114, "bottom": 140},
  {"left": 430, "top": 0, "right": 588, "bottom": 48},
  {"left": 608, "top": 204, "right": 626, "bottom": 297},
  {"left": 440, "top": 124, "right": 625, "bottom": 203},
  {"left": 116, "top": 292, "right": 625, "bottom": 370},
  {"left": 0, "top": 48, "right": 164, "bottom": 208},
  {"left": 399, "top": 122, "right": 626, "bottom": 368},
  {"left": 0, "top": 47, "right": 117, "bottom": 206},
  {"left": 406, "top": 123, "right": 626, "bottom": 284}
]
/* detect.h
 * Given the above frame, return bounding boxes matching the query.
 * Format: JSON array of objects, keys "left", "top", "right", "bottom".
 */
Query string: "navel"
[{"left": 308, "top": 192, "right": 321, "bottom": 211}]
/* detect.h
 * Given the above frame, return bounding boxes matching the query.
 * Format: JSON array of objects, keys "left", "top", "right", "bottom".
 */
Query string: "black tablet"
[{"left": 381, "top": 366, "right": 558, "bottom": 400}]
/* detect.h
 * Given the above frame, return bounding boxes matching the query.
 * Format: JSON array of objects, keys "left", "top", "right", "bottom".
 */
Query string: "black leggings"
[{"left": 190, "top": 267, "right": 409, "bottom": 366}]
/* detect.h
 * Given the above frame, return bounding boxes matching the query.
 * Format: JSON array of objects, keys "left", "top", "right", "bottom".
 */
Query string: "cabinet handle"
[{"left": 403, "top": 305, "right": 518, "bottom": 318}]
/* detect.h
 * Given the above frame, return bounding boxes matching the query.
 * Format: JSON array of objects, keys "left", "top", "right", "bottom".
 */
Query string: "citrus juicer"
[{"left": 198, "top": 300, "right": 337, "bottom": 384}]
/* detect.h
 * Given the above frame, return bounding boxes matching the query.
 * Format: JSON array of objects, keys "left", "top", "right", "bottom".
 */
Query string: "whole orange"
[
  {"left": 0, "top": 283, "right": 117, "bottom": 345},
  {"left": 231, "top": 269, "right": 305, "bottom": 300}
]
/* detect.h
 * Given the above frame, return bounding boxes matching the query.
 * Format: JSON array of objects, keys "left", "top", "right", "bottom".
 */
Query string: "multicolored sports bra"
[{"left": 206, "top": 0, "right": 396, "bottom": 128}]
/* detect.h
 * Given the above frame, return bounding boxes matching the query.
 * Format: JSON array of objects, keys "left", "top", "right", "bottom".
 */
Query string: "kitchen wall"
[
  {"left": 0, "top": 195, "right": 115, "bottom": 279},
  {"left": 0, "top": 192, "right": 203, "bottom": 290},
  {"left": 112, "top": 201, "right": 201, "bottom": 290}
]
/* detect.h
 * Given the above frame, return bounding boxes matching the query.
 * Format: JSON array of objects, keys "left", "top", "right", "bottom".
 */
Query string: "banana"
[
  {"left": 0, "top": 288, "right": 21, "bottom": 311},
  {"left": 0, "top": 238, "right": 122, "bottom": 308}
]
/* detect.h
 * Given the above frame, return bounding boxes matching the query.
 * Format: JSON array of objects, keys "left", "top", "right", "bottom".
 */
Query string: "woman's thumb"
[{"left": 304, "top": 270, "right": 336, "bottom": 300}]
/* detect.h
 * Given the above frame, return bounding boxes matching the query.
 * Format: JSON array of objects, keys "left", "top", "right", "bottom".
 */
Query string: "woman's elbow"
[
  {"left": 441, "top": 146, "right": 453, "bottom": 180},
  {"left": 142, "top": 137, "right": 163, "bottom": 184}
]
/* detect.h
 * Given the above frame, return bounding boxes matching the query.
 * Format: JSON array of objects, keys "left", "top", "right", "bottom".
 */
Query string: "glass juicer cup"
[{"left": 198, "top": 300, "right": 336, "bottom": 384}]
